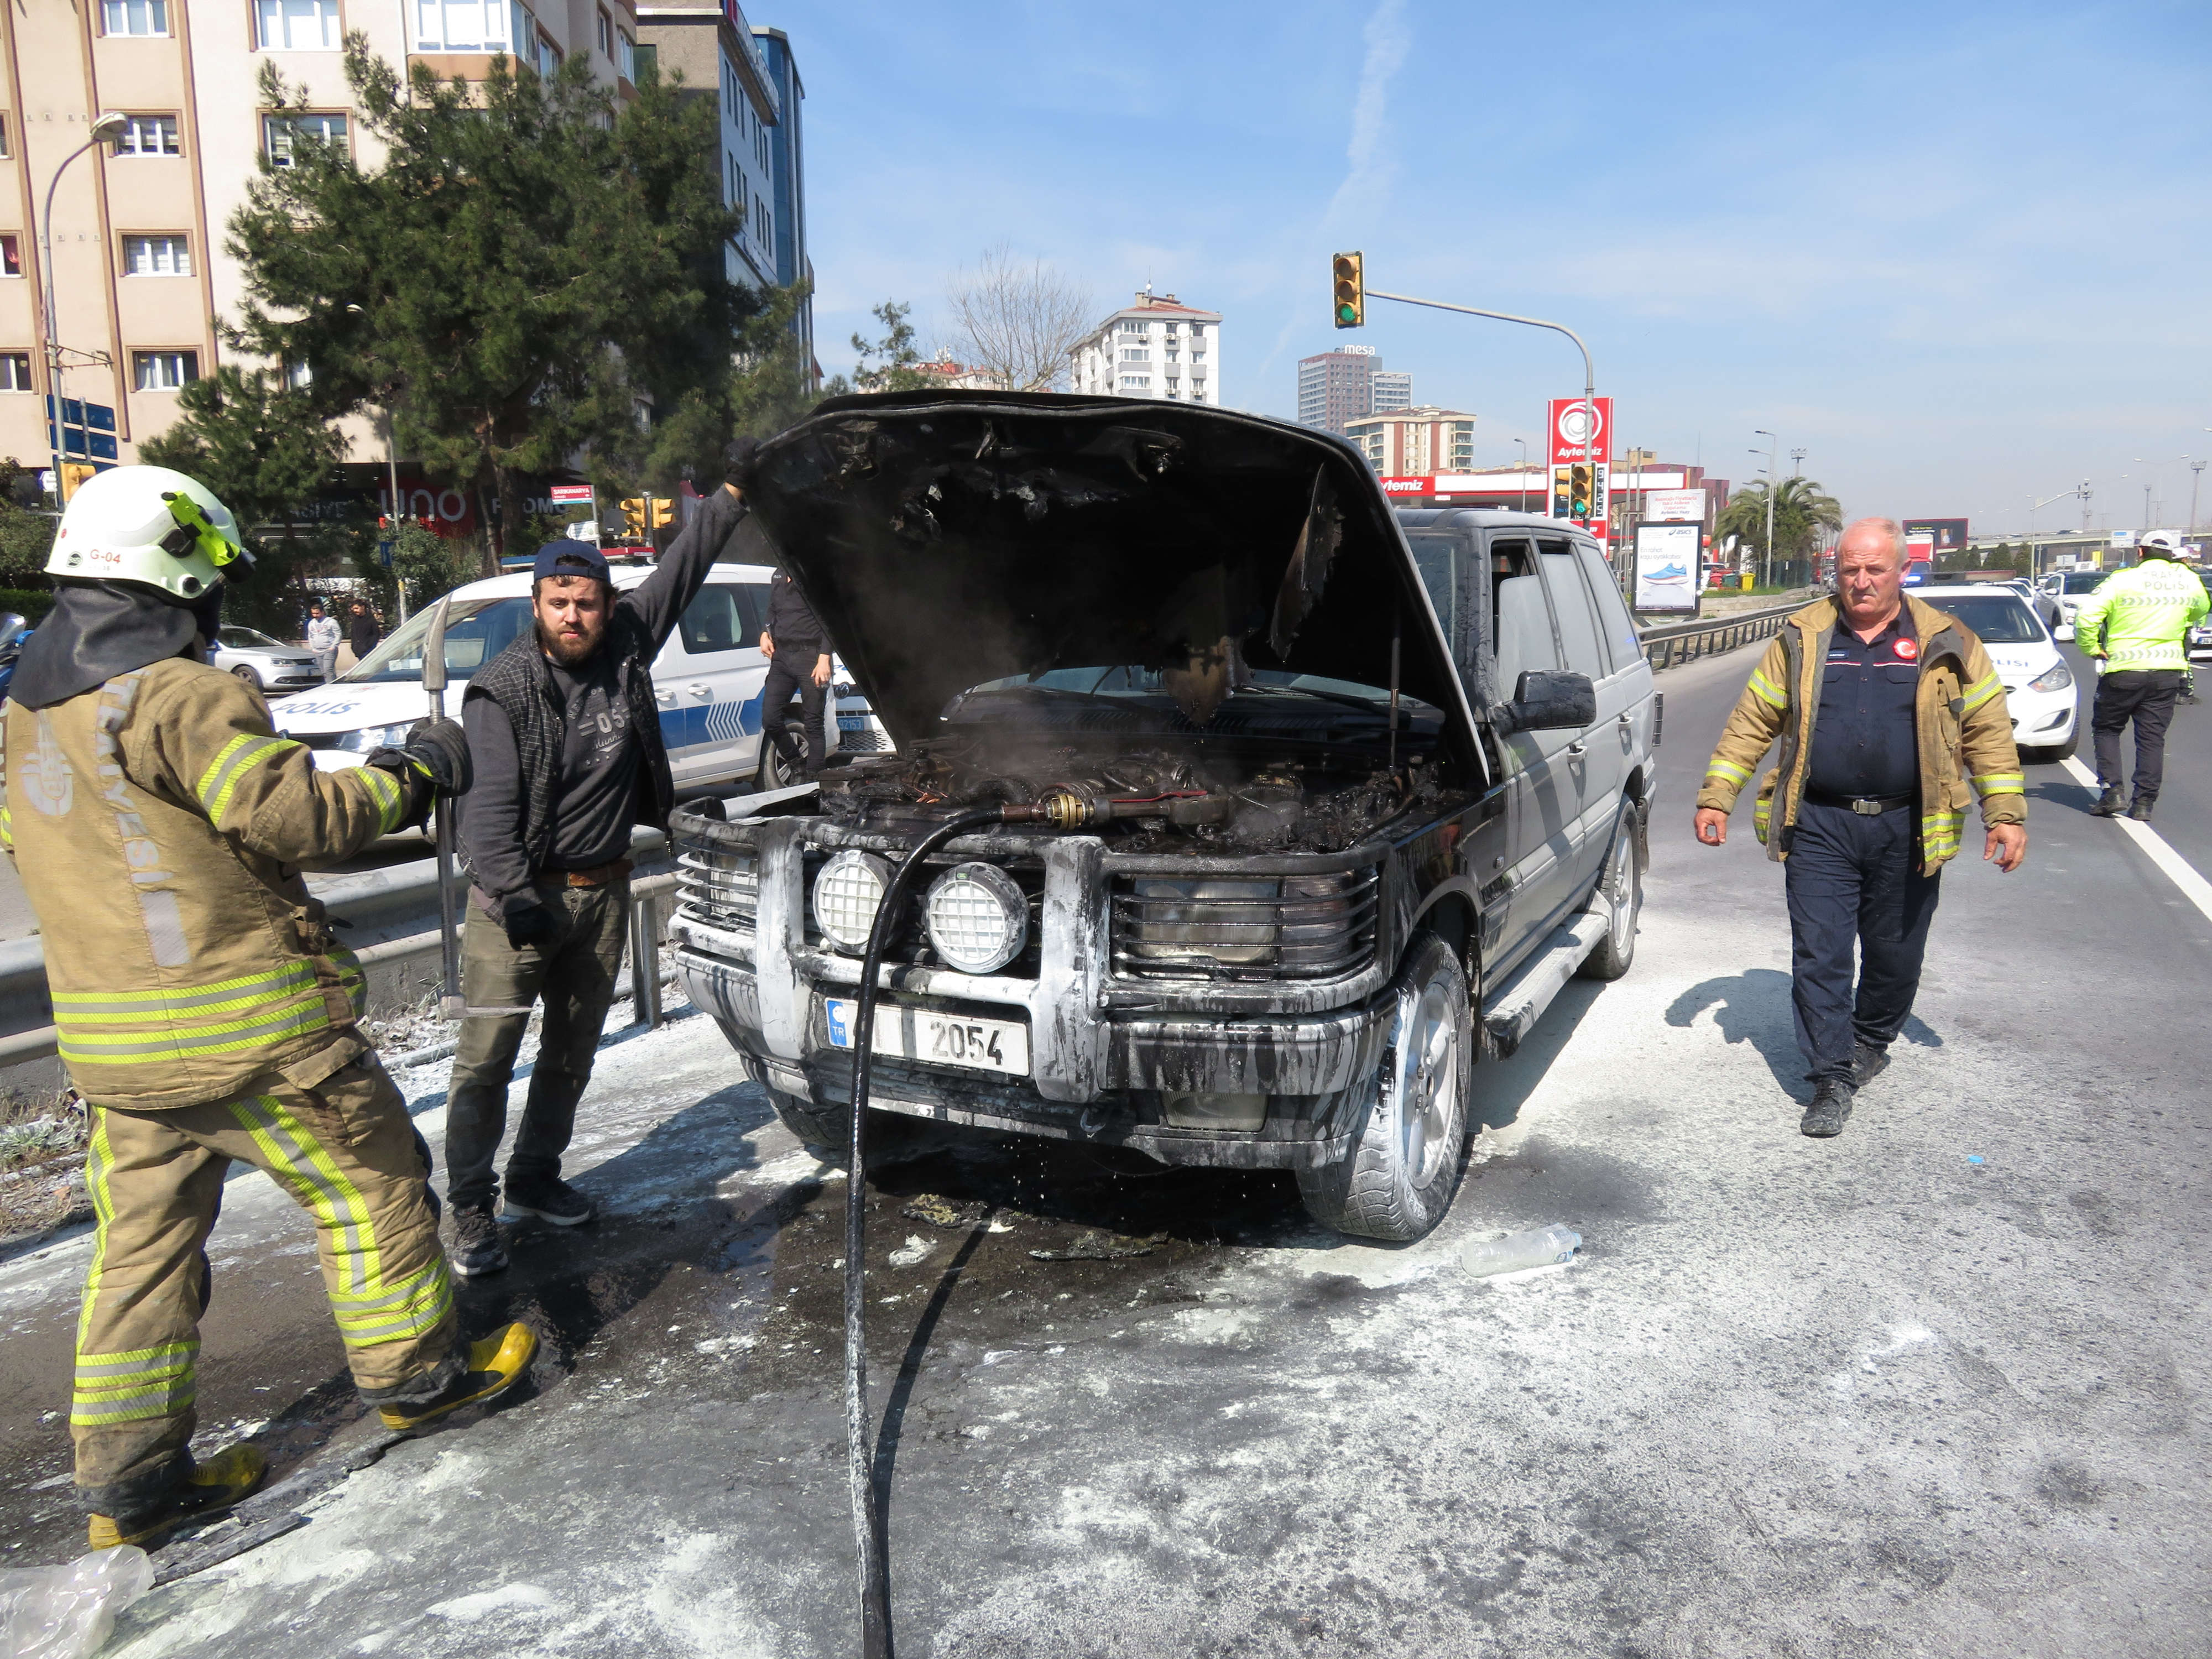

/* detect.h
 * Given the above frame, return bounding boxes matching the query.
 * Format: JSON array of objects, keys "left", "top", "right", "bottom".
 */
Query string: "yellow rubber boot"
[
  {"left": 379, "top": 1323, "right": 538, "bottom": 1431},
  {"left": 88, "top": 1443, "right": 268, "bottom": 1551}
]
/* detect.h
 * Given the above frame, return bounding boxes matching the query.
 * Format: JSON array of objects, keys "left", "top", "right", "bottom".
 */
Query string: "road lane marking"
[{"left": 2059, "top": 756, "right": 2212, "bottom": 925}]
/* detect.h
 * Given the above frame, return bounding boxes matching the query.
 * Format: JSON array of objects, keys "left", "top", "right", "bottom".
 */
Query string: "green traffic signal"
[{"left": 1332, "top": 251, "right": 1364, "bottom": 328}]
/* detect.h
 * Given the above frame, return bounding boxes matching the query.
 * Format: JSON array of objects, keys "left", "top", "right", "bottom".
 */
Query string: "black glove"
[
  {"left": 368, "top": 717, "right": 471, "bottom": 799},
  {"left": 501, "top": 891, "right": 561, "bottom": 951},
  {"left": 723, "top": 435, "right": 761, "bottom": 495}
]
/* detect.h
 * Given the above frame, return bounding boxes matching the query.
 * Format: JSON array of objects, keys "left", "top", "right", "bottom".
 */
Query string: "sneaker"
[
  {"left": 88, "top": 1443, "right": 267, "bottom": 1551},
  {"left": 1851, "top": 1043, "right": 1891, "bottom": 1089},
  {"left": 449, "top": 1204, "right": 509, "bottom": 1278},
  {"left": 2126, "top": 796, "right": 2155, "bottom": 822},
  {"left": 378, "top": 1324, "right": 538, "bottom": 1432},
  {"left": 2090, "top": 787, "right": 2127, "bottom": 817},
  {"left": 1799, "top": 1078, "right": 1855, "bottom": 1139},
  {"left": 503, "top": 1177, "right": 597, "bottom": 1228}
]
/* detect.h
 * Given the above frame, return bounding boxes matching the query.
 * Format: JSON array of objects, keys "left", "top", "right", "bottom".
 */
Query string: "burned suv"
[{"left": 671, "top": 392, "right": 1656, "bottom": 1240}]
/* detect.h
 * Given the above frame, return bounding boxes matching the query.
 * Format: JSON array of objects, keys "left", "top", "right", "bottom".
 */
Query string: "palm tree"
[{"left": 1714, "top": 476, "right": 1843, "bottom": 583}]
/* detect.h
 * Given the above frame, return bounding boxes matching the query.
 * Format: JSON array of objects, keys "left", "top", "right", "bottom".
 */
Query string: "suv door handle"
[
  {"left": 686, "top": 682, "right": 711, "bottom": 697},
  {"left": 656, "top": 689, "right": 676, "bottom": 705},
  {"left": 1566, "top": 740, "right": 1587, "bottom": 757},
  {"left": 1617, "top": 712, "right": 1634, "bottom": 729}
]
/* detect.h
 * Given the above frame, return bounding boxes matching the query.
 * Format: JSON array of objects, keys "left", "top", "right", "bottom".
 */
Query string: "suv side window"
[
  {"left": 676, "top": 581, "right": 764, "bottom": 656},
  {"left": 1490, "top": 537, "right": 1557, "bottom": 699},
  {"left": 1537, "top": 540, "right": 1608, "bottom": 682},
  {"left": 1573, "top": 541, "right": 1640, "bottom": 670}
]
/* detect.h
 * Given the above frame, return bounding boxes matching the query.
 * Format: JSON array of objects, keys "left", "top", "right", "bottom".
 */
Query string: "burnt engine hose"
[{"left": 843, "top": 805, "right": 1007, "bottom": 1659}]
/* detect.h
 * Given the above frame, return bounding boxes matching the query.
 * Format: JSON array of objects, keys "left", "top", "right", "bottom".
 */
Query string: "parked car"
[
  {"left": 1916, "top": 583, "right": 2077, "bottom": 761},
  {"left": 269, "top": 562, "right": 890, "bottom": 791},
  {"left": 1988, "top": 576, "right": 2060, "bottom": 631},
  {"left": 669, "top": 392, "right": 1658, "bottom": 1242},
  {"left": 2039, "top": 568, "right": 2113, "bottom": 641},
  {"left": 211, "top": 625, "right": 324, "bottom": 694},
  {"left": 2187, "top": 565, "right": 2212, "bottom": 662}
]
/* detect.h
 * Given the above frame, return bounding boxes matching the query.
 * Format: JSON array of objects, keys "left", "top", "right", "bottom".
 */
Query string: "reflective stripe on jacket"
[
  {"left": 1695, "top": 594, "right": 2026, "bottom": 875},
  {"left": 2072, "top": 560, "right": 2209, "bottom": 672},
  {"left": 1, "top": 658, "right": 423, "bottom": 1109}
]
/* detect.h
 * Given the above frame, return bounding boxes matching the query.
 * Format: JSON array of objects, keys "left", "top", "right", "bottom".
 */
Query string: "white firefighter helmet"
[{"left": 46, "top": 465, "right": 245, "bottom": 601}]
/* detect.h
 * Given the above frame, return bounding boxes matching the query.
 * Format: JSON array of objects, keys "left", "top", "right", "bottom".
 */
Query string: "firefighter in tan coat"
[{"left": 3, "top": 466, "right": 535, "bottom": 1550}]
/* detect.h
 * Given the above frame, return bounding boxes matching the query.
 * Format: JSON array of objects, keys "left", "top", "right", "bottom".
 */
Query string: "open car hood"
[{"left": 744, "top": 392, "right": 1478, "bottom": 759}]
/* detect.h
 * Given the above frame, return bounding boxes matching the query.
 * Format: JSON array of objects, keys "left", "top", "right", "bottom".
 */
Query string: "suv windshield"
[
  {"left": 950, "top": 666, "right": 1440, "bottom": 737},
  {"left": 342, "top": 597, "right": 533, "bottom": 684},
  {"left": 1926, "top": 595, "right": 2046, "bottom": 643}
]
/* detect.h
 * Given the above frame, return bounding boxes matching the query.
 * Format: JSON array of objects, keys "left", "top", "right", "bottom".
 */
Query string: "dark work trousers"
[
  {"left": 760, "top": 648, "right": 827, "bottom": 774},
  {"left": 2091, "top": 669, "right": 2182, "bottom": 803},
  {"left": 443, "top": 876, "right": 630, "bottom": 1212},
  {"left": 1783, "top": 800, "right": 1943, "bottom": 1084}
]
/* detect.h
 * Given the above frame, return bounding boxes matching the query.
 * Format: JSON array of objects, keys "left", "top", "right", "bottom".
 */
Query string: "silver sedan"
[{"left": 212, "top": 626, "right": 324, "bottom": 693}]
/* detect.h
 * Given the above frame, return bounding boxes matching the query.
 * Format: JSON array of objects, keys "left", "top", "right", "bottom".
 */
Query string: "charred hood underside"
[{"left": 744, "top": 391, "right": 1478, "bottom": 760}]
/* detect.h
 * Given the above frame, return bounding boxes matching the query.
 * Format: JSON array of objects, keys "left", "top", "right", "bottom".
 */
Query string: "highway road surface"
[{"left": 0, "top": 634, "right": 2206, "bottom": 1658}]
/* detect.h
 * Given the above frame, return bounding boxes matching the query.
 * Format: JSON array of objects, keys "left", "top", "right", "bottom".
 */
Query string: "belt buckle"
[{"left": 1851, "top": 797, "right": 1882, "bottom": 816}]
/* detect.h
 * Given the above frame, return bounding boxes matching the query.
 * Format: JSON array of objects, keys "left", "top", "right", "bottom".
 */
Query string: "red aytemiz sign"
[{"left": 1546, "top": 396, "right": 1613, "bottom": 466}]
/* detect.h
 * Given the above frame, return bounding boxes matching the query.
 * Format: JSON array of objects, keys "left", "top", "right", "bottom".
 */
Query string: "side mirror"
[
  {"left": 0, "top": 613, "right": 27, "bottom": 651},
  {"left": 1497, "top": 669, "right": 1595, "bottom": 734}
]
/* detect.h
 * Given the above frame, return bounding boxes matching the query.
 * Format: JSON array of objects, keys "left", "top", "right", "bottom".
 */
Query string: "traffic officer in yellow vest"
[
  {"left": 2075, "top": 531, "right": 2209, "bottom": 822},
  {"left": 3, "top": 466, "right": 535, "bottom": 1551},
  {"left": 1694, "top": 517, "right": 2028, "bottom": 1138}
]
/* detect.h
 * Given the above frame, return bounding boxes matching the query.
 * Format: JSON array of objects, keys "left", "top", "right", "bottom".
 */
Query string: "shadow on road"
[{"left": 1663, "top": 968, "right": 1945, "bottom": 1104}]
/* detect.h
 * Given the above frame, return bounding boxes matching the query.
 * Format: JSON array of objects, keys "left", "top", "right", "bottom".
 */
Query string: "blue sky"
[{"left": 789, "top": 2, "right": 2210, "bottom": 537}]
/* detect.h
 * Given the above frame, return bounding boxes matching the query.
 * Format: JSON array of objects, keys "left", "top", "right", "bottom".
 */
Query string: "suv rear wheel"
[
  {"left": 1295, "top": 933, "right": 1471, "bottom": 1242},
  {"left": 1578, "top": 804, "right": 1644, "bottom": 981}
]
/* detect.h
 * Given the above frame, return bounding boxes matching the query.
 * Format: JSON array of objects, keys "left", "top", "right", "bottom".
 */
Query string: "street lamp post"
[
  {"left": 1789, "top": 447, "right": 1806, "bottom": 476},
  {"left": 2189, "top": 458, "right": 2205, "bottom": 548},
  {"left": 1514, "top": 437, "right": 1528, "bottom": 514},
  {"left": 35, "top": 111, "right": 127, "bottom": 489},
  {"left": 1753, "top": 429, "right": 1778, "bottom": 588}
]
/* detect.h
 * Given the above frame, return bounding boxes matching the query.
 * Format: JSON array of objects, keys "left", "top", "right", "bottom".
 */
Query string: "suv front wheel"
[{"left": 1296, "top": 933, "right": 1472, "bottom": 1242}]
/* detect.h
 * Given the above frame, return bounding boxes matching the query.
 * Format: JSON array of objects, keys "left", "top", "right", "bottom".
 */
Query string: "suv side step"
[{"left": 1481, "top": 912, "right": 1608, "bottom": 1060}]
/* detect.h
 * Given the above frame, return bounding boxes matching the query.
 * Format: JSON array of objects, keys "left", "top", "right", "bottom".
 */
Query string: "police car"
[
  {"left": 1916, "top": 583, "right": 2078, "bottom": 761},
  {"left": 271, "top": 562, "right": 890, "bottom": 790}
]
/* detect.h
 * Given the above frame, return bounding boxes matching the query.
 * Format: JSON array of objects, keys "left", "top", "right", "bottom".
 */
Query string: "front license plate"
[{"left": 823, "top": 998, "right": 1030, "bottom": 1076}]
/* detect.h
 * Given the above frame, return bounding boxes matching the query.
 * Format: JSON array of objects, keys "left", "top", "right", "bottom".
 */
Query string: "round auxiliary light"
[
  {"left": 924, "top": 862, "right": 1029, "bottom": 975},
  {"left": 812, "top": 849, "right": 894, "bottom": 954}
]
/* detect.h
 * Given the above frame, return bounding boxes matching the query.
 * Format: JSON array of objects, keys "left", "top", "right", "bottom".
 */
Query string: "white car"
[
  {"left": 1917, "top": 583, "right": 2077, "bottom": 761},
  {"left": 2038, "top": 568, "right": 2112, "bottom": 643},
  {"left": 271, "top": 563, "right": 891, "bottom": 791},
  {"left": 211, "top": 626, "right": 324, "bottom": 694}
]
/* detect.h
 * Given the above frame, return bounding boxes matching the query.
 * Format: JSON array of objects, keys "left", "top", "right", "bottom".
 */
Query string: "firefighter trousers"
[{"left": 72, "top": 1058, "right": 458, "bottom": 1515}]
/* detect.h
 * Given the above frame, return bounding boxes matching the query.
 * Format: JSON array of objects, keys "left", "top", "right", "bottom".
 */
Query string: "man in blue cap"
[{"left": 443, "top": 443, "right": 756, "bottom": 1276}]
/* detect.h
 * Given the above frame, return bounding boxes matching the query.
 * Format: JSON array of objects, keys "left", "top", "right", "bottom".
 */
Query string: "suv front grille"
[
  {"left": 1110, "top": 868, "right": 1379, "bottom": 982},
  {"left": 676, "top": 847, "right": 758, "bottom": 931}
]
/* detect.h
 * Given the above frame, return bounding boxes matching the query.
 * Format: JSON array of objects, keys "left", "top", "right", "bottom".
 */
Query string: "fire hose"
[{"left": 838, "top": 787, "right": 1181, "bottom": 1656}]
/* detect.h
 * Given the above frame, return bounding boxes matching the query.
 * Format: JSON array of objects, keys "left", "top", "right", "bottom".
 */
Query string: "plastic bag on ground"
[{"left": 1, "top": 1547, "right": 154, "bottom": 1659}]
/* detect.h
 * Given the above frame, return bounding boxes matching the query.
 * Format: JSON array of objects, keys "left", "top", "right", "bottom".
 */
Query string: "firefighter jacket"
[
  {"left": 2071, "top": 559, "right": 2209, "bottom": 672},
  {"left": 0, "top": 659, "right": 427, "bottom": 1109},
  {"left": 1696, "top": 594, "right": 2026, "bottom": 875}
]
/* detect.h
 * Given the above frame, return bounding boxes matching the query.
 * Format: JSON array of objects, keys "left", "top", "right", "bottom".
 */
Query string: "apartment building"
[
  {"left": 1296, "top": 345, "right": 1411, "bottom": 433},
  {"left": 1068, "top": 289, "right": 1220, "bottom": 404},
  {"left": 1343, "top": 405, "right": 1477, "bottom": 475},
  {"left": 0, "top": 0, "right": 804, "bottom": 488}
]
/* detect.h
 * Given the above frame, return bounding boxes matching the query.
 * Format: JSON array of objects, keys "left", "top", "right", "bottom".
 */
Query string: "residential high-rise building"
[
  {"left": 1295, "top": 346, "right": 1411, "bottom": 433},
  {"left": 1068, "top": 290, "right": 1220, "bottom": 403},
  {"left": 1343, "top": 406, "right": 1477, "bottom": 475},
  {"left": 0, "top": 0, "right": 808, "bottom": 486}
]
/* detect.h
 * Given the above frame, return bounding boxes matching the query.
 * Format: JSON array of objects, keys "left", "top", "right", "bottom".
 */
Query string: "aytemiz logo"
[{"left": 1894, "top": 637, "right": 1919, "bottom": 661}]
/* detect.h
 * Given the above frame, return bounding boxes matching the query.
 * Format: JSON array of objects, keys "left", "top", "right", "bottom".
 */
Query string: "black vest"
[{"left": 462, "top": 609, "right": 672, "bottom": 876}]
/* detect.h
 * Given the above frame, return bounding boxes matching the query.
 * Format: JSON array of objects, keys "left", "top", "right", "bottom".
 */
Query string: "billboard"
[
  {"left": 1645, "top": 487, "right": 1707, "bottom": 525},
  {"left": 1546, "top": 396, "right": 1614, "bottom": 465},
  {"left": 1903, "top": 517, "right": 1969, "bottom": 555},
  {"left": 1634, "top": 522, "right": 1702, "bottom": 614}
]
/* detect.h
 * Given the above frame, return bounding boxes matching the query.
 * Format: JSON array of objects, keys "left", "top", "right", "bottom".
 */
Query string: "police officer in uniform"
[
  {"left": 2077, "top": 531, "right": 2209, "bottom": 821},
  {"left": 758, "top": 565, "right": 832, "bottom": 780},
  {"left": 1695, "top": 518, "right": 2028, "bottom": 1138}
]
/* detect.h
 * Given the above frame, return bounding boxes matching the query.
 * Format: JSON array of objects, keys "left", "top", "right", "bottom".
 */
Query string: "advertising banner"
[
  {"left": 1645, "top": 487, "right": 1707, "bottom": 525},
  {"left": 1903, "top": 517, "right": 1969, "bottom": 555},
  {"left": 1634, "top": 522, "right": 1702, "bottom": 614},
  {"left": 1545, "top": 396, "right": 1614, "bottom": 465},
  {"left": 1378, "top": 476, "right": 1433, "bottom": 497}
]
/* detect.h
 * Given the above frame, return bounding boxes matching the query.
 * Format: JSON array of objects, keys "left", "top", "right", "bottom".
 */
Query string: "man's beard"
[{"left": 537, "top": 617, "right": 605, "bottom": 667}]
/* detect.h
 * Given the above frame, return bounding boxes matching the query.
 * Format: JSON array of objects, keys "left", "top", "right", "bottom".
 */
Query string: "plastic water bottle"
[{"left": 1462, "top": 1224, "right": 1580, "bottom": 1278}]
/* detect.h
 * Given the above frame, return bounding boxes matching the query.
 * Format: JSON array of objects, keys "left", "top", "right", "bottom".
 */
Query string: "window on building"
[
  {"left": 1190, "top": 391, "right": 1205, "bottom": 403},
  {"left": 596, "top": 6, "right": 612, "bottom": 55},
  {"left": 285, "top": 359, "right": 313, "bottom": 389},
  {"left": 264, "top": 113, "right": 348, "bottom": 166},
  {"left": 0, "top": 114, "right": 10, "bottom": 158},
  {"left": 116, "top": 115, "right": 182, "bottom": 156},
  {"left": 413, "top": 0, "right": 510, "bottom": 53},
  {"left": 102, "top": 0, "right": 169, "bottom": 35},
  {"left": 0, "top": 354, "right": 32, "bottom": 392},
  {"left": 133, "top": 351, "right": 199, "bottom": 390},
  {"left": 1118, "top": 375, "right": 1151, "bottom": 390},
  {"left": 632, "top": 41, "right": 656, "bottom": 78},
  {"left": 1119, "top": 348, "right": 1149, "bottom": 363},
  {"left": 727, "top": 153, "right": 738, "bottom": 204},
  {"left": 754, "top": 192, "right": 771, "bottom": 248},
  {"left": 123, "top": 235, "right": 192, "bottom": 276},
  {"left": 618, "top": 32, "right": 635, "bottom": 79},
  {"left": 756, "top": 121, "right": 769, "bottom": 170},
  {"left": 257, "top": 0, "right": 342, "bottom": 49},
  {"left": 1118, "top": 320, "right": 1146, "bottom": 336},
  {"left": 0, "top": 236, "right": 18, "bottom": 278}
]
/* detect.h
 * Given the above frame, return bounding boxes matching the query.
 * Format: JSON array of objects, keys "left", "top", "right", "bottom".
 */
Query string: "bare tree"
[{"left": 945, "top": 246, "right": 1094, "bottom": 392}]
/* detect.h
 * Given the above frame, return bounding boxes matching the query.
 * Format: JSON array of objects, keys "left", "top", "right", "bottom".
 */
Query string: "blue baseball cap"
[{"left": 531, "top": 539, "right": 610, "bottom": 585}]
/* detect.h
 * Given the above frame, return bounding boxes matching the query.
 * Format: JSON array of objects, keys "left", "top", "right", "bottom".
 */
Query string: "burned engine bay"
[{"left": 817, "top": 733, "right": 1470, "bottom": 854}]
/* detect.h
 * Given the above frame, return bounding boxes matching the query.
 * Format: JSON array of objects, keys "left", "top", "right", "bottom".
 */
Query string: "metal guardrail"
[{"left": 1637, "top": 599, "right": 1805, "bottom": 671}]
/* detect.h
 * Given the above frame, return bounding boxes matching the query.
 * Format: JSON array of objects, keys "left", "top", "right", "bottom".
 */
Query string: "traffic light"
[
  {"left": 620, "top": 498, "right": 648, "bottom": 538},
  {"left": 58, "top": 462, "right": 97, "bottom": 503},
  {"left": 649, "top": 498, "right": 676, "bottom": 530},
  {"left": 1332, "top": 252, "right": 1364, "bottom": 328}
]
